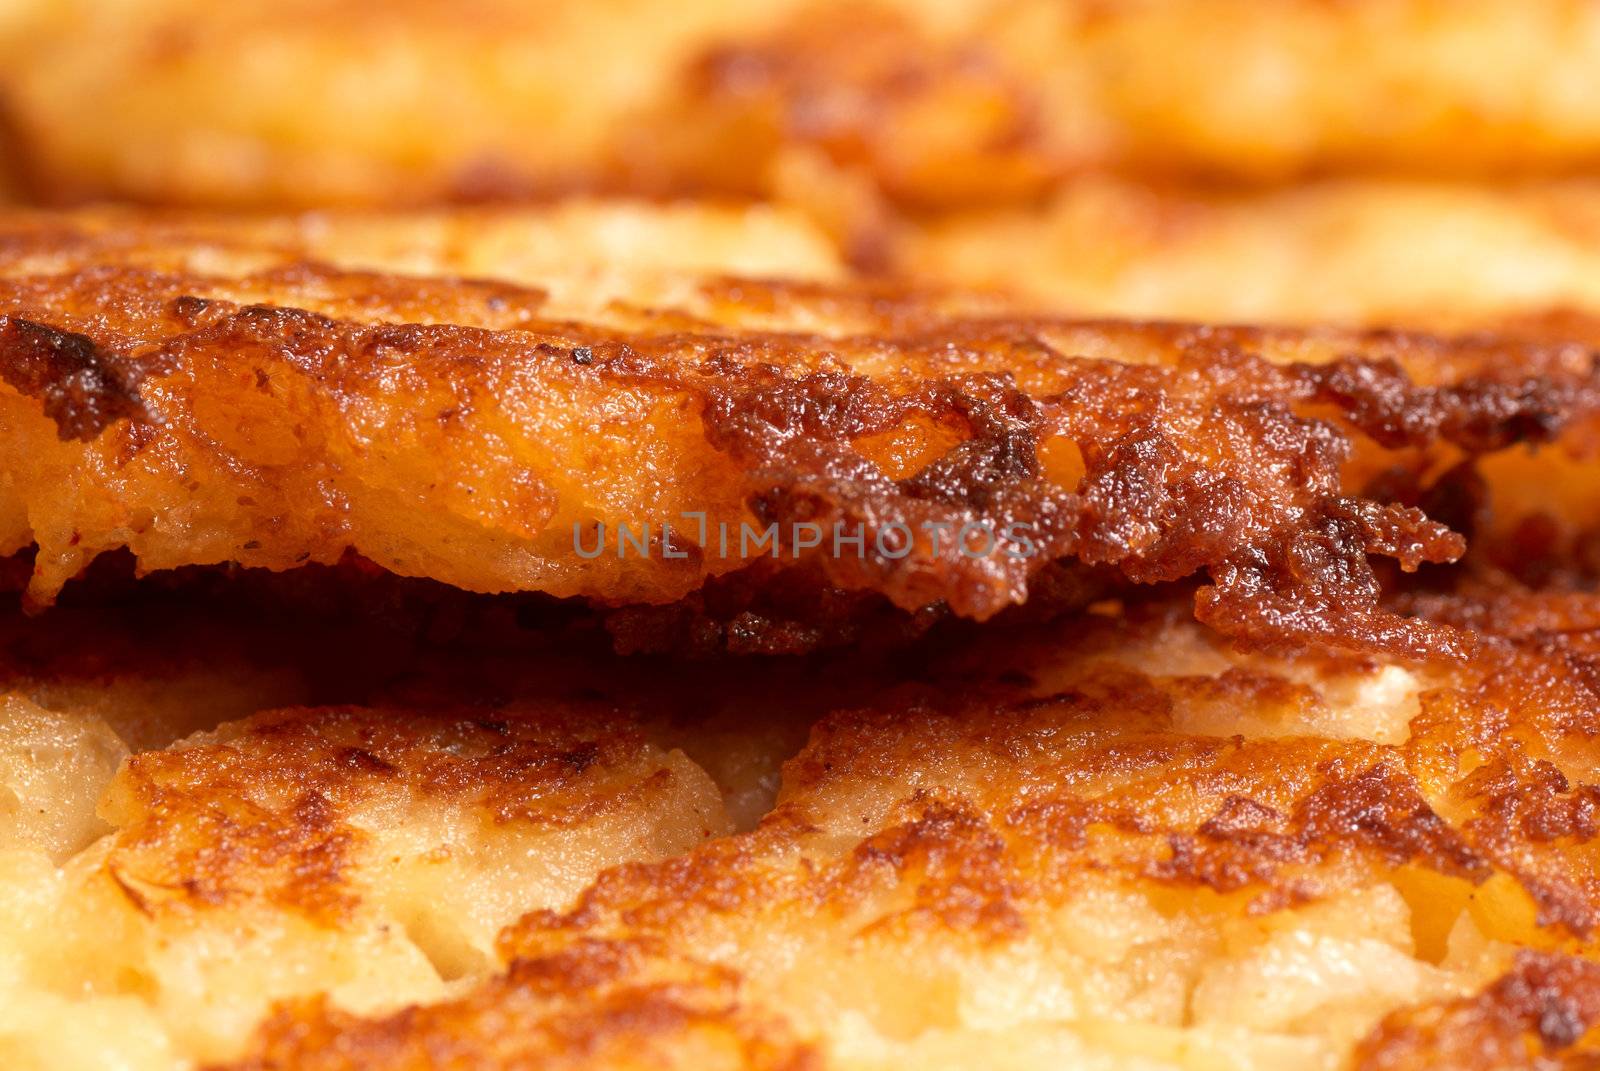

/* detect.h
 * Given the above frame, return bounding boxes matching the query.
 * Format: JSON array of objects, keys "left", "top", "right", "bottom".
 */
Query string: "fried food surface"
[
  {"left": 0, "top": 582, "right": 882, "bottom": 1067},
  {"left": 0, "top": 691, "right": 733, "bottom": 1065},
  {"left": 0, "top": 578, "right": 1595, "bottom": 1069},
  {"left": 3, "top": 7, "right": 1599, "bottom": 1071},
  {"left": 196, "top": 589, "right": 1598, "bottom": 1071},
  {"left": 899, "top": 178, "right": 1600, "bottom": 330},
  {"left": 6, "top": 209, "right": 1600, "bottom": 659},
  {"left": 656, "top": 1, "right": 1600, "bottom": 205},
  {"left": 0, "top": 0, "right": 809, "bottom": 208},
  {"left": 9, "top": 2, "right": 1600, "bottom": 208},
  {"left": 0, "top": 201, "right": 845, "bottom": 289}
]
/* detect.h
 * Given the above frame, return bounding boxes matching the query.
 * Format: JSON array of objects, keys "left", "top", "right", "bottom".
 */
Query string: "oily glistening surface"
[
  {"left": 0, "top": 4, "right": 1599, "bottom": 1070},
  {"left": 0, "top": 204, "right": 1595, "bottom": 1069},
  {"left": 7, "top": 208, "right": 1600, "bottom": 663}
]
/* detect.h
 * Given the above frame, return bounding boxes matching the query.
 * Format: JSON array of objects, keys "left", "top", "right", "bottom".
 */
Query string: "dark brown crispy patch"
[
  {"left": 0, "top": 314, "right": 151, "bottom": 439},
  {"left": 1302, "top": 355, "right": 1572, "bottom": 451},
  {"left": 1354, "top": 952, "right": 1600, "bottom": 1071}
]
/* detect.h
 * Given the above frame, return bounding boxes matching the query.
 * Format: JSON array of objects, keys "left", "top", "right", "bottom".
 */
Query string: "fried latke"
[
  {"left": 7, "top": 208, "right": 1600, "bottom": 660},
  {"left": 9, "top": 2, "right": 1600, "bottom": 208},
  {"left": 0, "top": 0, "right": 810, "bottom": 208},
  {"left": 898, "top": 178, "right": 1600, "bottom": 330},
  {"left": 0, "top": 586, "right": 859, "bottom": 1068},
  {"left": 0, "top": 698, "right": 731, "bottom": 1066},
  {"left": 4, "top": 579, "right": 1599, "bottom": 1069},
  {"left": 648, "top": 0, "right": 1600, "bottom": 208},
  {"left": 0, "top": 201, "right": 844, "bottom": 291},
  {"left": 126, "top": 588, "right": 1587, "bottom": 1070},
  {"left": 1, "top": 7, "right": 1597, "bottom": 1071},
  {"left": 2, "top": 492, "right": 1597, "bottom": 1070}
]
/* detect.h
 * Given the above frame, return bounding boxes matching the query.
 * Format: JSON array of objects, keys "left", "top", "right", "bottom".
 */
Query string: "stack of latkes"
[{"left": 2, "top": 5, "right": 1600, "bottom": 1069}]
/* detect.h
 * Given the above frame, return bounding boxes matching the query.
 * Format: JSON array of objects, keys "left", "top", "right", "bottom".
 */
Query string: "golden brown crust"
[
  {"left": 3, "top": 560, "right": 1597, "bottom": 1069},
  {"left": 0, "top": 566, "right": 857, "bottom": 825},
  {"left": 6, "top": 211, "right": 1600, "bottom": 659},
  {"left": 0, "top": 681, "right": 737, "bottom": 1063},
  {"left": 897, "top": 179, "right": 1600, "bottom": 331},
  {"left": 211, "top": 588, "right": 1600, "bottom": 1070},
  {"left": 12, "top": 2, "right": 1600, "bottom": 208},
  {"left": 229, "top": 950, "right": 819, "bottom": 1071},
  {"left": 0, "top": 0, "right": 810, "bottom": 208},
  {"left": 1353, "top": 952, "right": 1600, "bottom": 1071},
  {"left": 101, "top": 703, "right": 686, "bottom": 923},
  {"left": 655, "top": 2, "right": 1600, "bottom": 203}
]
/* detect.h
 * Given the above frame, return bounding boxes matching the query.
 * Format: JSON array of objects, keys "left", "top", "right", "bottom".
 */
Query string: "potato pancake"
[
  {"left": 221, "top": 590, "right": 1600, "bottom": 1071},
  {"left": 0, "top": 0, "right": 809, "bottom": 208},
  {"left": 7, "top": 2, "right": 1600, "bottom": 208},
  {"left": 1, "top": 6, "right": 1598, "bottom": 1071},
  {"left": 7, "top": 208, "right": 1600, "bottom": 663},
  {"left": 1, "top": 582, "right": 1595, "bottom": 1069},
  {"left": 898, "top": 178, "right": 1600, "bottom": 330},
  {"left": 0, "top": 586, "right": 863, "bottom": 1067},
  {"left": 0, "top": 206, "right": 1590, "bottom": 1069}
]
